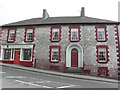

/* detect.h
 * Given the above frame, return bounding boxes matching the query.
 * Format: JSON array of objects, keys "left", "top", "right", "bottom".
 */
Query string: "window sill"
[
  {"left": 51, "top": 40, "right": 60, "bottom": 42},
  {"left": 97, "top": 40, "right": 107, "bottom": 42},
  {"left": 51, "top": 60, "right": 59, "bottom": 63},
  {"left": 7, "top": 40, "right": 15, "bottom": 43},
  {"left": 98, "top": 61, "right": 108, "bottom": 63},
  {"left": 70, "top": 40, "right": 80, "bottom": 42},
  {"left": 2, "top": 59, "right": 14, "bottom": 61},
  {"left": 24, "top": 40, "right": 34, "bottom": 42},
  {"left": 20, "top": 60, "right": 32, "bottom": 62}
]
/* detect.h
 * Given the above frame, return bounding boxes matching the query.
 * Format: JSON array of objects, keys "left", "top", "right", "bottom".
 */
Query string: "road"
[{"left": 1, "top": 66, "right": 119, "bottom": 88}]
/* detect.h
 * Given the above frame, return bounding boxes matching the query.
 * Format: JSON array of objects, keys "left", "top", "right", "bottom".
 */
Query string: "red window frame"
[
  {"left": 95, "top": 25, "right": 107, "bottom": 42},
  {"left": 98, "top": 67, "right": 109, "bottom": 77},
  {"left": 49, "top": 45, "right": 61, "bottom": 63},
  {"left": 50, "top": 26, "right": 61, "bottom": 42},
  {"left": 24, "top": 26, "right": 35, "bottom": 42},
  {"left": 7, "top": 28, "right": 16, "bottom": 43},
  {"left": 69, "top": 26, "right": 80, "bottom": 42},
  {"left": 96, "top": 45, "right": 109, "bottom": 63}
]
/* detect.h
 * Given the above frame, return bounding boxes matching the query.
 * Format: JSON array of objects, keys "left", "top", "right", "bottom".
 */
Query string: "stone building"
[{"left": 1, "top": 8, "right": 120, "bottom": 79}]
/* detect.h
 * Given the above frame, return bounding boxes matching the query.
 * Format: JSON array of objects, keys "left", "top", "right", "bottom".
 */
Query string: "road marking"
[
  {"left": 36, "top": 81, "right": 50, "bottom": 83},
  {"left": 51, "top": 81, "right": 71, "bottom": 85},
  {"left": 5, "top": 76, "right": 26, "bottom": 79},
  {"left": 28, "top": 77, "right": 77, "bottom": 88},
  {"left": 29, "top": 77, "right": 37, "bottom": 79},
  {"left": 29, "top": 77, "right": 51, "bottom": 83},
  {"left": 15, "top": 80, "right": 52, "bottom": 88},
  {"left": 29, "top": 77, "right": 76, "bottom": 88},
  {"left": 57, "top": 85, "right": 76, "bottom": 88}
]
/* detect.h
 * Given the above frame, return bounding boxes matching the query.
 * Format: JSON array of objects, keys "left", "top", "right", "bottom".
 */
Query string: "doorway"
[{"left": 14, "top": 50, "right": 20, "bottom": 64}]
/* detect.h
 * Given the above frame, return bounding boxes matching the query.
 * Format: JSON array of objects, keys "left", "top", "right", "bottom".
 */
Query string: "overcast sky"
[{"left": 0, "top": 0, "right": 120, "bottom": 25}]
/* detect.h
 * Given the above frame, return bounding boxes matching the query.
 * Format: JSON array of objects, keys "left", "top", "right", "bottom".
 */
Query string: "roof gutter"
[{"left": 2, "top": 22, "right": 120, "bottom": 28}]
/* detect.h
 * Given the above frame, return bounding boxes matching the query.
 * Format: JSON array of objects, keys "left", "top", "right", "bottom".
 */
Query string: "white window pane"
[
  {"left": 98, "top": 28, "right": 105, "bottom": 41},
  {"left": 9, "top": 33, "right": 15, "bottom": 40},
  {"left": 53, "top": 29, "right": 59, "bottom": 32},
  {"left": 9, "top": 30, "right": 15, "bottom": 41},
  {"left": 10, "top": 30, "right": 15, "bottom": 33},
  {"left": 51, "top": 48, "right": 59, "bottom": 62},
  {"left": 71, "top": 28, "right": 78, "bottom": 41},
  {"left": 23, "top": 49, "right": 31, "bottom": 60},
  {"left": 52, "top": 29, "right": 59, "bottom": 41},
  {"left": 71, "top": 28, "right": 78, "bottom": 32},
  {"left": 98, "top": 48, "right": 106, "bottom": 62},
  {"left": 27, "top": 29, "right": 33, "bottom": 33},
  {"left": 27, "top": 33, "right": 32, "bottom": 41},
  {"left": 4, "top": 49, "right": 11, "bottom": 59}
]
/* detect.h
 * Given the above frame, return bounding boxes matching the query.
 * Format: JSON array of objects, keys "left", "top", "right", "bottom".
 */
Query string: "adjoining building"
[
  {"left": 118, "top": 1, "right": 120, "bottom": 22},
  {"left": 1, "top": 8, "right": 120, "bottom": 79},
  {"left": 0, "top": 27, "right": 2, "bottom": 59}
]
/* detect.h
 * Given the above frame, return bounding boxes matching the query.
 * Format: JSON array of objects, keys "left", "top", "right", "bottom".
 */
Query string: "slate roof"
[{"left": 2, "top": 16, "right": 118, "bottom": 27}]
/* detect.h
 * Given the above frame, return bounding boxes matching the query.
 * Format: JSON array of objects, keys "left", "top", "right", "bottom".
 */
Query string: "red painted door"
[
  {"left": 71, "top": 48, "right": 78, "bottom": 67},
  {"left": 14, "top": 50, "right": 20, "bottom": 64}
]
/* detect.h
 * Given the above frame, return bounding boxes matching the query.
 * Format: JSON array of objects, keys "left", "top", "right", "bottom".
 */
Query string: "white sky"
[{"left": 0, "top": 0, "right": 120, "bottom": 25}]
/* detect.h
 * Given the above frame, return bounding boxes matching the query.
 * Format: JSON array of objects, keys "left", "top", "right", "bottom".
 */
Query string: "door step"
[{"left": 65, "top": 67, "right": 84, "bottom": 73}]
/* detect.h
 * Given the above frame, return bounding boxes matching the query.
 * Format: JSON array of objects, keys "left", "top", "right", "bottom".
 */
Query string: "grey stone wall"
[
  {"left": 1, "top": 27, "right": 35, "bottom": 45},
  {"left": 34, "top": 24, "right": 118, "bottom": 78}
]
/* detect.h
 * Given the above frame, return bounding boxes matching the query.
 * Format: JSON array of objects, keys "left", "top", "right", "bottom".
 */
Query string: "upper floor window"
[
  {"left": 50, "top": 26, "right": 61, "bottom": 42},
  {"left": 24, "top": 27, "right": 35, "bottom": 42},
  {"left": 52, "top": 29, "right": 59, "bottom": 41},
  {"left": 69, "top": 26, "right": 80, "bottom": 42},
  {"left": 98, "top": 48, "right": 106, "bottom": 61},
  {"left": 7, "top": 28, "right": 16, "bottom": 43},
  {"left": 49, "top": 46, "right": 61, "bottom": 63},
  {"left": 96, "top": 45, "right": 109, "bottom": 63},
  {"left": 26, "top": 30, "right": 33, "bottom": 41},
  {"left": 98, "top": 28, "right": 105, "bottom": 40},
  {"left": 95, "top": 26, "right": 107, "bottom": 42}
]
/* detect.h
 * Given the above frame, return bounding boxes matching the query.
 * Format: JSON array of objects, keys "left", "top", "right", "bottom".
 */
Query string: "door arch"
[{"left": 66, "top": 43, "right": 83, "bottom": 67}]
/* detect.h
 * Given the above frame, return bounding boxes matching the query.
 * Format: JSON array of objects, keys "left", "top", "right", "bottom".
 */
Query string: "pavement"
[{"left": 0, "top": 63, "right": 118, "bottom": 83}]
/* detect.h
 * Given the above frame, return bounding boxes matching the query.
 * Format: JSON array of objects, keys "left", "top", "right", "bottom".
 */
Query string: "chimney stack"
[
  {"left": 43, "top": 9, "right": 49, "bottom": 19},
  {"left": 81, "top": 7, "right": 85, "bottom": 17}
]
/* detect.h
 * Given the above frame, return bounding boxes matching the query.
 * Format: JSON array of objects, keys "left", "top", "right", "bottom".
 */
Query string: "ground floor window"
[
  {"left": 3, "top": 49, "right": 14, "bottom": 60},
  {"left": 52, "top": 48, "right": 59, "bottom": 62},
  {"left": 23, "top": 49, "right": 31, "bottom": 60},
  {"left": 98, "top": 67, "right": 109, "bottom": 77},
  {"left": 96, "top": 45, "right": 109, "bottom": 63},
  {"left": 49, "top": 46, "right": 61, "bottom": 63},
  {"left": 2, "top": 47, "right": 32, "bottom": 61}
]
